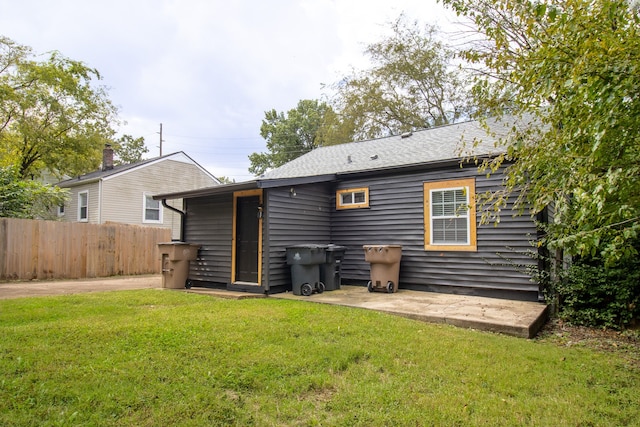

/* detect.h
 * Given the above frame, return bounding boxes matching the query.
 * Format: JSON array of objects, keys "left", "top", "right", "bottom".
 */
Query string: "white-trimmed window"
[
  {"left": 336, "top": 187, "right": 369, "bottom": 210},
  {"left": 143, "top": 193, "right": 162, "bottom": 223},
  {"left": 57, "top": 204, "right": 65, "bottom": 217},
  {"left": 424, "top": 178, "right": 477, "bottom": 251},
  {"left": 78, "top": 191, "right": 88, "bottom": 222}
]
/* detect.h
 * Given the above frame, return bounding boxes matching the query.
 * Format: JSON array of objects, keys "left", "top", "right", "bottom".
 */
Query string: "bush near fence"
[{"left": 0, "top": 218, "right": 171, "bottom": 281}]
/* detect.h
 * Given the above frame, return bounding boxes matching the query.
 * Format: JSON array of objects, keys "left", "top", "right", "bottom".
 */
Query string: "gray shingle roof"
[
  {"left": 56, "top": 151, "right": 206, "bottom": 187},
  {"left": 261, "top": 118, "right": 516, "bottom": 180},
  {"left": 57, "top": 157, "right": 158, "bottom": 186}
]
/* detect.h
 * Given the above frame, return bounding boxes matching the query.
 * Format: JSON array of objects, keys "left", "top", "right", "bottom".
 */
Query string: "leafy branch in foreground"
[{"left": 443, "top": 0, "right": 640, "bottom": 264}]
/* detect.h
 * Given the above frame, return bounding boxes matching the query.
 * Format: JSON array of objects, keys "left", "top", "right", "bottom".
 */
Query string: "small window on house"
[
  {"left": 424, "top": 178, "right": 477, "bottom": 251},
  {"left": 336, "top": 187, "right": 369, "bottom": 210},
  {"left": 78, "top": 191, "right": 88, "bottom": 222},
  {"left": 144, "top": 194, "right": 162, "bottom": 223},
  {"left": 57, "top": 204, "right": 65, "bottom": 217}
]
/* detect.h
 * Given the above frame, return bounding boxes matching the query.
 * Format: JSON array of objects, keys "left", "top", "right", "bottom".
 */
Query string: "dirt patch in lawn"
[{"left": 536, "top": 318, "right": 640, "bottom": 368}]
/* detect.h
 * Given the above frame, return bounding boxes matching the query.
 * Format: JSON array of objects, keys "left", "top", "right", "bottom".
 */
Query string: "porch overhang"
[
  {"left": 153, "top": 174, "right": 338, "bottom": 201},
  {"left": 153, "top": 181, "right": 260, "bottom": 200},
  {"left": 257, "top": 173, "right": 337, "bottom": 189}
]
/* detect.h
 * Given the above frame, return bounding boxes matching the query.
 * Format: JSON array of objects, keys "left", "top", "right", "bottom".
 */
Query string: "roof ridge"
[{"left": 261, "top": 118, "right": 511, "bottom": 180}]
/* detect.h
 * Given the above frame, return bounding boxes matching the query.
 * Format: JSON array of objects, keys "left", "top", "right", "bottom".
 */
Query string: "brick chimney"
[{"left": 102, "top": 144, "right": 114, "bottom": 171}]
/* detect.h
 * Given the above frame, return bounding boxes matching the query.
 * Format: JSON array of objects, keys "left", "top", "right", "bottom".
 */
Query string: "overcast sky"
[{"left": 0, "top": 0, "right": 457, "bottom": 181}]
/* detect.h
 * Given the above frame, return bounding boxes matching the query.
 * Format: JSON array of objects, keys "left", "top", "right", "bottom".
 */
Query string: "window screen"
[
  {"left": 431, "top": 188, "right": 468, "bottom": 244},
  {"left": 145, "top": 195, "right": 161, "bottom": 221},
  {"left": 78, "top": 192, "right": 88, "bottom": 221},
  {"left": 424, "top": 179, "right": 476, "bottom": 251}
]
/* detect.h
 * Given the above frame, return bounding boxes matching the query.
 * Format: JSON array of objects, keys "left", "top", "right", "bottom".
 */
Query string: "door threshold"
[{"left": 232, "top": 281, "right": 260, "bottom": 286}]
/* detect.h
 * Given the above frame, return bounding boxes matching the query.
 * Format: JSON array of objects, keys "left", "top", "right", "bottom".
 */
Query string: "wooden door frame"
[{"left": 231, "top": 189, "right": 263, "bottom": 285}]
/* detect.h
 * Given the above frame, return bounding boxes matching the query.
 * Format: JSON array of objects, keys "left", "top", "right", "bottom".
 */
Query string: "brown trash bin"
[
  {"left": 363, "top": 245, "right": 402, "bottom": 293},
  {"left": 158, "top": 242, "right": 201, "bottom": 289}
]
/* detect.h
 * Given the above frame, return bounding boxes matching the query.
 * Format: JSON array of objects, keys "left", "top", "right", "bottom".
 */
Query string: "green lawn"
[{"left": 0, "top": 290, "right": 638, "bottom": 426}]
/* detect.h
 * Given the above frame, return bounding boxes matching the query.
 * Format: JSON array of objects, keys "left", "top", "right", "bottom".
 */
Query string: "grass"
[{"left": 0, "top": 290, "right": 638, "bottom": 426}]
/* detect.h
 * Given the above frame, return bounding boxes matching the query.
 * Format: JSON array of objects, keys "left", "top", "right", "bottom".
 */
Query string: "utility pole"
[{"left": 158, "top": 123, "right": 164, "bottom": 157}]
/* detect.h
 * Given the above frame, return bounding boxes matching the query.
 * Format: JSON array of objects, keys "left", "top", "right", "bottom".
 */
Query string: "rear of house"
[
  {"left": 58, "top": 150, "right": 219, "bottom": 240},
  {"left": 157, "top": 118, "right": 544, "bottom": 301}
]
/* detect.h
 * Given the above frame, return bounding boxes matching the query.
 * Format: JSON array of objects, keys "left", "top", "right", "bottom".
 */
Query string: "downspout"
[
  {"left": 161, "top": 198, "right": 185, "bottom": 242},
  {"left": 98, "top": 178, "right": 103, "bottom": 224}
]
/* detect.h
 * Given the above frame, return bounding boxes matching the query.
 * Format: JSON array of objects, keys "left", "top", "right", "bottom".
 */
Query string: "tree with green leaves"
[
  {"left": 0, "top": 36, "right": 118, "bottom": 179},
  {"left": 113, "top": 134, "right": 148, "bottom": 165},
  {"left": 0, "top": 165, "right": 68, "bottom": 219},
  {"left": 249, "top": 99, "right": 348, "bottom": 176},
  {"left": 441, "top": 0, "right": 640, "bottom": 265},
  {"left": 216, "top": 176, "right": 235, "bottom": 184},
  {"left": 331, "top": 14, "right": 471, "bottom": 141}
]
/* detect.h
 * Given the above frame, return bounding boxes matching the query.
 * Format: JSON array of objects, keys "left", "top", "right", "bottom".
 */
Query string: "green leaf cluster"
[
  {"left": 555, "top": 248, "right": 640, "bottom": 329},
  {"left": 112, "top": 134, "right": 148, "bottom": 165},
  {"left": 443, "top": 0, "right": 640, "bottom": 265},
  {"left": 250, "top": 16, "right": 472, "bottom": 176},
  {"left": 332, "top": 14, "right": 471, "bottom": 141},
  {"left": 249, "top": 99, "right": 346, "bottom": 176},
  {"left": 0, "top": 36, "right": 118, "bottom": 179},
  {"left": 0, "top": 165, "right": 68, "bottom": 219}
]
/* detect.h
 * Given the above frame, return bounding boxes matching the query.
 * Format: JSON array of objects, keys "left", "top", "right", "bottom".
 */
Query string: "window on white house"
[
  {"left": 78, "top": 191, "right": 88, "bottom": 221},
  {"left": 424, "top": 178, "right": 477, "bottom": 251},
  {"left": 144, "top": 194, "right": 162, "bottom": 223},
  {"left": 336, "top": 187, "right": 369, "bottom": 210}
]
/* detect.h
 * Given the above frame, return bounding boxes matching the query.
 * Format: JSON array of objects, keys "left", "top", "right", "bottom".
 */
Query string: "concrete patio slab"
[{"left": 270, "top": 285, "right": 549, "bottom": 338}]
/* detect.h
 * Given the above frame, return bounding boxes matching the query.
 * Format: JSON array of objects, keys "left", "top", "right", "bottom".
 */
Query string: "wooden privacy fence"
[{"left": 0, "top": 218, "right": 171, "bottom": 281}]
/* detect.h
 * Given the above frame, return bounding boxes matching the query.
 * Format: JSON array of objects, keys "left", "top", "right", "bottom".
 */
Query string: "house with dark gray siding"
[{"left": 155, "top": 117, "right": 544, "bottom": 302}]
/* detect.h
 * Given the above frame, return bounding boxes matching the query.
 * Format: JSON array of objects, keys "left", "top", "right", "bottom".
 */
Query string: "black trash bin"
[
  {"left": 286, "top": 244, "right": 327, "bottom": 296},
  {"left": 320, "top": 244, "right": 347, "bottom": 291}
]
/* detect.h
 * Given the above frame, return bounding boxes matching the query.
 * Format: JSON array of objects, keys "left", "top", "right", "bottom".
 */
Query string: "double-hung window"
[
  {"left": 78, "top": 191, "right": 88, "bottom": 222},
  {"left": 424, "top": 178, "right": 476, "bottom": 251},
  {"left": 143, "top": 193, "right": 162, "bottom": 223}
]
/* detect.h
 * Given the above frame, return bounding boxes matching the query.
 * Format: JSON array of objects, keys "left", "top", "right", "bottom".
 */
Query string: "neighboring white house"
[{"left": 56, "top": 145, "right": 219, "bottom": 240}]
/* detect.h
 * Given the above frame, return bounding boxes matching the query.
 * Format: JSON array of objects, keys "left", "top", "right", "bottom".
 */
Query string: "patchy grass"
[
  {"left": 536, "top": 318, "right": 640, "bottom": 368},
  {"left": 0, "top": 290, "right": 638, "bottom": 426}
]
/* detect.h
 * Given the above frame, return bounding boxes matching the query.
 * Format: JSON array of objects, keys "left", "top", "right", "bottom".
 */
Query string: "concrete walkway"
[
  {"left": 0, "top": 275, "right": 162, "bottom": 299},
  {"left": 0, "top": 275, "right": 548, "bottom": 338}
]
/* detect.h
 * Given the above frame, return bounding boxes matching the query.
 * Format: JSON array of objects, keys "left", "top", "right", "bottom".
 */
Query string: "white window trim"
[
  {"left": 78, "top": 191, "right": 88, "bottom": 222},
  {"left": 336, "top": 187, "right": 369, "bottom": 210},
  {"left": 143, "top": 192, "right": 163, "bottom": 224},
  {"left": 57, "top": 204, "right": 65, "bottom": 217},
  {"left": 430, "top": 187, "right": 470, "bottom": 244},
  {"left": 424, "top": 178, "right": 477, "bottom": 252}
]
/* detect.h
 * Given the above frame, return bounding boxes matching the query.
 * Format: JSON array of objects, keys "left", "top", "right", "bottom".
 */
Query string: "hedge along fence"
[{"left": 0, "top": 218, "right": 171, "bottom": 281}]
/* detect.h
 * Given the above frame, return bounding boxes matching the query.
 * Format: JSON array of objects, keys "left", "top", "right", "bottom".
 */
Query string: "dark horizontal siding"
[
  {"left": 178, "top": 164, "right": 541, "bottom": 300},
  {"left": 184, "top": 194, "right": 233, "bottom": 284},
  {"left": 330, "top": 166, "right": 540, "bottom": 299},
  {"left": 265, "top": 184, "right": 331, "bottom": 290}
]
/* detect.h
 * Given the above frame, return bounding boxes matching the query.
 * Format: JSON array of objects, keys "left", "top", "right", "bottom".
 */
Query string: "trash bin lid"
[
  {"left": 325, "top": 244, "right": 347, "bottom": 251},
  {"left": 286, "top": 244, "right": 327, "bottom": 249}
]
